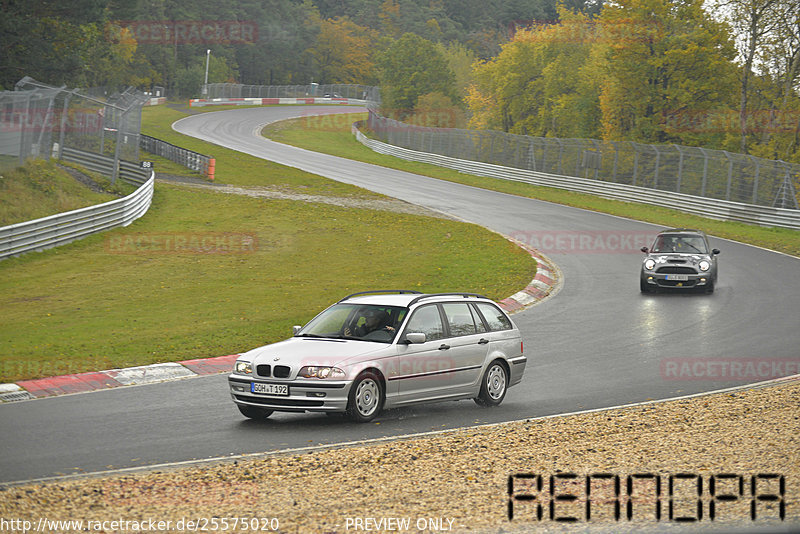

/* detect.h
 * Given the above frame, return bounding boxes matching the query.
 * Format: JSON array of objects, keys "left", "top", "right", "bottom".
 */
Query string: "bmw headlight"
[
  {"left": 644, "top": 259, "right": 656, "bottom": 270},
  {"left": 699, "top": 260, "right": 711, "bottom": 271},
  {"left": 234, "top": 361, "right": 252, "bottom": 375},
  {"left": 298, "top": 366, "right": 346, "bottom": 379}
]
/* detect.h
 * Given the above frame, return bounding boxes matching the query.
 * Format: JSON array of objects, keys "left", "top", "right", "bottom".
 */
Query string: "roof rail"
[
  {"left": 407, "top": 292, "right": 488, "bottom": 307},
  {"left": 339, "top": 289, "right": 422, "bottom": 302}
]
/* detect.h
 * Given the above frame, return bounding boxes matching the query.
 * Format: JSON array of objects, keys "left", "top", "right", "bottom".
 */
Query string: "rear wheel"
[
  {"left": 346, "top": 371, "right": 384, "bottom": 422},
  {"left": 237, "top": 405, "right": 273, "bottom": 420},
  {"left": 474, "top": 361, "right": 508, "bottom": 407}
]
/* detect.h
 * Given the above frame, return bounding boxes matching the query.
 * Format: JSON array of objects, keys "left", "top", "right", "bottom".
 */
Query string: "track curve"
[{"left": 1, "top": 105, "right": 798, "bottom": 484}]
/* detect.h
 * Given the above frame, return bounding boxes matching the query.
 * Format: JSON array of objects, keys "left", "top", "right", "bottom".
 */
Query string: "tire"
[
  {"left": 346, "top": 371, "right": 384, "bottom": 423},
  {"left": 641, "top": 278, "right": 656, "bottom": 293},
  {"left": 705, "top": 280, "right": 715, "bottom": 294},
  {"left": 474, "top": 360, "right": 509, "bottom": 407},
  {"left": 237, "top": 404, "right": 273, "bottom": 420}
]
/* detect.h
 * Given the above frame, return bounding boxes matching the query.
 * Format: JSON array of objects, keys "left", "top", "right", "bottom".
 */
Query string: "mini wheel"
[{"left": 640, "top": 279, "right": 655, "bottom": 293}]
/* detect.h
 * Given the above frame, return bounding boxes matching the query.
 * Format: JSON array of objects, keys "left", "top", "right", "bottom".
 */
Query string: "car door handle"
[
  {"left": 438, "top": 344, "right": 450, "bottom": 350},
  {"left": 478, "top": 338, "right": 489, "bottom": 345}
]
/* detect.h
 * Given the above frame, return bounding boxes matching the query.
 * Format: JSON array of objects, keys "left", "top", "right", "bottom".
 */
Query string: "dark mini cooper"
[{"left": 640, "top": 229, "right": 720, "bottom": 293}]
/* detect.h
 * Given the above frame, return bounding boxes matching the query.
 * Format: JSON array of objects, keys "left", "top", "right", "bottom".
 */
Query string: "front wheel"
[
  {"left": 474, "top": 361, "right": 508, "bottom": 407},
  {"left": 346, "top": 371, "right": 384, "bottom": 422},
  {"left": 237, "top": 404, "right": 273, "bottom": 420},
  {"left": 640, "top": 278, "right": 655, "bottom": 293}
]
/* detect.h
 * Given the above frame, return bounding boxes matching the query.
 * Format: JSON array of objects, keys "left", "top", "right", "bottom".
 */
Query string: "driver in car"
[{"left": 345, "top": 309, "right": 395, "bottom": 337}]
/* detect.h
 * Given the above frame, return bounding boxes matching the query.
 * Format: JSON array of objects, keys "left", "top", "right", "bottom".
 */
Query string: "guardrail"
[
  {"left": 352, "top": 122, "right": 800, "bottom": 230},
  {"left": 61, "top": 147, "right": 151, "bottom": 186},
  {"left": 0, "top": 153, "right": 155, "bottom": 260},
  {"left": 140, "top": 134, "right": 215, "bottom": 180}
]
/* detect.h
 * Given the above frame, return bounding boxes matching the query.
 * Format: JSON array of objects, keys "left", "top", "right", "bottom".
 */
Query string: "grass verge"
[
  {"left": 0, "top": 160, "right": 119, "bottom": 226},
  {"left": 262, "top": 113, "right": 800, "bottom": 257},
  {"left": 0, "top": 107, "right": 536, "bottom": 383}
]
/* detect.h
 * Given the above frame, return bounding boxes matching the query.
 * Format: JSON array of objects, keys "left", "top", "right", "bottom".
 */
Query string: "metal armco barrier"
[
  {"left": 352, "top": 123, "right": 800, "bottom": 230},
  {"left": 0, "top": 152, "right": 154, "bottom": 260},
  {"left": 140, "top": 134, "right": 214, "bottom": 179}
]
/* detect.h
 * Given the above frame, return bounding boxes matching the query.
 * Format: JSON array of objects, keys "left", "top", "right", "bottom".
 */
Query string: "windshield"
[
  {"left": 651, "top": 234, "right": 708, "bottom": 254},
  {"left": 296, "top": 304, "right": 408, "bottom": 343}
]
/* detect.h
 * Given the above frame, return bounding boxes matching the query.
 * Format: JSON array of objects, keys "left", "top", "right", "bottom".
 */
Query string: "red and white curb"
[
  {"left": 0, "top": 243, "right": 560, "bottom": 404},
  {"left": 498, "top": 239, "right": 562, "bottom": 314},
  {"left": 0, "top": 355, "right": 239, "bottom": 403}
]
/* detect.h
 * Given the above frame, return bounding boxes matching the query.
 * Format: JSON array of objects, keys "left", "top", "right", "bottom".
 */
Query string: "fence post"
[
  {"left": 751, "top": 155, "right": 760, "bottom": 204},
  {"left": 723, "top": 150, "right": 733, "bottom": 201},
  {"left": 555, "top": 138, "right": 563, "bottom": 175},
  {"left": 112, "top": 112, "right": 123, "bottom": 185},
  {"left": 612, "top": 142, "right": 619, "bottom": 182},
  {"left": 653, "top": 145, "right": 661, "bottom": 189},
  {"left": 19, "top": 92, "right": 32, "bottom": 165},
  {"left": 699, "top": 147, "right": 709, "bottom": 196},
  {"left": 57, "top": 92, "right": 73, "bottom": 160},
  {"left": 674, "top": 144, "right": 684, "bottom": 193}
]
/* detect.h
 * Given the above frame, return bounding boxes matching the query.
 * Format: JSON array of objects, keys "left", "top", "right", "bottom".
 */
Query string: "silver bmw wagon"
[{"left": 228, "top": 291, "right": 526, "bottom": 422}]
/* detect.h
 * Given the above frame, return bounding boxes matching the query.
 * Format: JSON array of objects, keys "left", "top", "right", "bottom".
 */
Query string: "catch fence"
[
  {"left": 0, "top": 77, "right": 149, "bottom": 182},
  {"left": 366, "top": 111, "right": 800, "bottom": 211},
  {"left": 203, "top": 83, "right": 380, "bottom": 102}
]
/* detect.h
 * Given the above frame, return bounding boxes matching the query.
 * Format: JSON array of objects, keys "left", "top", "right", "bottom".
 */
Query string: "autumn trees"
[{"left": 465, "top": 0, "right": 800, "bottom": 161}]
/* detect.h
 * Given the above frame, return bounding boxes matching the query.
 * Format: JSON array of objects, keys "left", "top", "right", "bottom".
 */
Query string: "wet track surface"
[{"left": 1, "top": 106, "right": 798, "bottom": 484}]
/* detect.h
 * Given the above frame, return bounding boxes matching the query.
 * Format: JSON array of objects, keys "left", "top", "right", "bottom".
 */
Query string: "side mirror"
[
  {"left": 292, "top": 325, "right": 303, "bottom": 335},
  {"left": 641, "top": 246, "right": 649, "bottom": 253},
  {"left": 405, "top": 332, "right": 427, "bottom": 344},
  {"left": 712, "top": 249, "right": 720, "bottom": 255}
]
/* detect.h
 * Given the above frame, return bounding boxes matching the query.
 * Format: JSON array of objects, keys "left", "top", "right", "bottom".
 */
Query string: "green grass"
[
  {"left": 0, "top": 105, "right": 536, "bottom": 382},
  {"left": 0, "top": 159, "right": 118, "bottom": 226},
  {"left": 262, "top": 113, "right": 800, "bottom": 257}
]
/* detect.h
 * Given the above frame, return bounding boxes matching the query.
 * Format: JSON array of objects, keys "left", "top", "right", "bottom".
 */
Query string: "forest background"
[{"left": 2, "top": 0, "right": 798, "bottom": 162}]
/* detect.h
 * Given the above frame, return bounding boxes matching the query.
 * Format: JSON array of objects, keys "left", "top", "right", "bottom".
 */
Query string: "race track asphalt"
[{"left": 1, "top": 105, "right": 798, "bottom": 484}]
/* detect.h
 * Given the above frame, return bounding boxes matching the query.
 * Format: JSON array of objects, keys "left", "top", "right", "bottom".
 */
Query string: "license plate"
[
  {"left": 666, "top": 274, "right": 689, "bottom": 281},
  {"left": 251, "top": 382, "right": 289, "bottom": 396}
]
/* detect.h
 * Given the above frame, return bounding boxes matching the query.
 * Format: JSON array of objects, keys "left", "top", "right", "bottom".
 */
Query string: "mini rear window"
[{"left": 475, "top": 302, "right": 512, "bottom": 331}]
